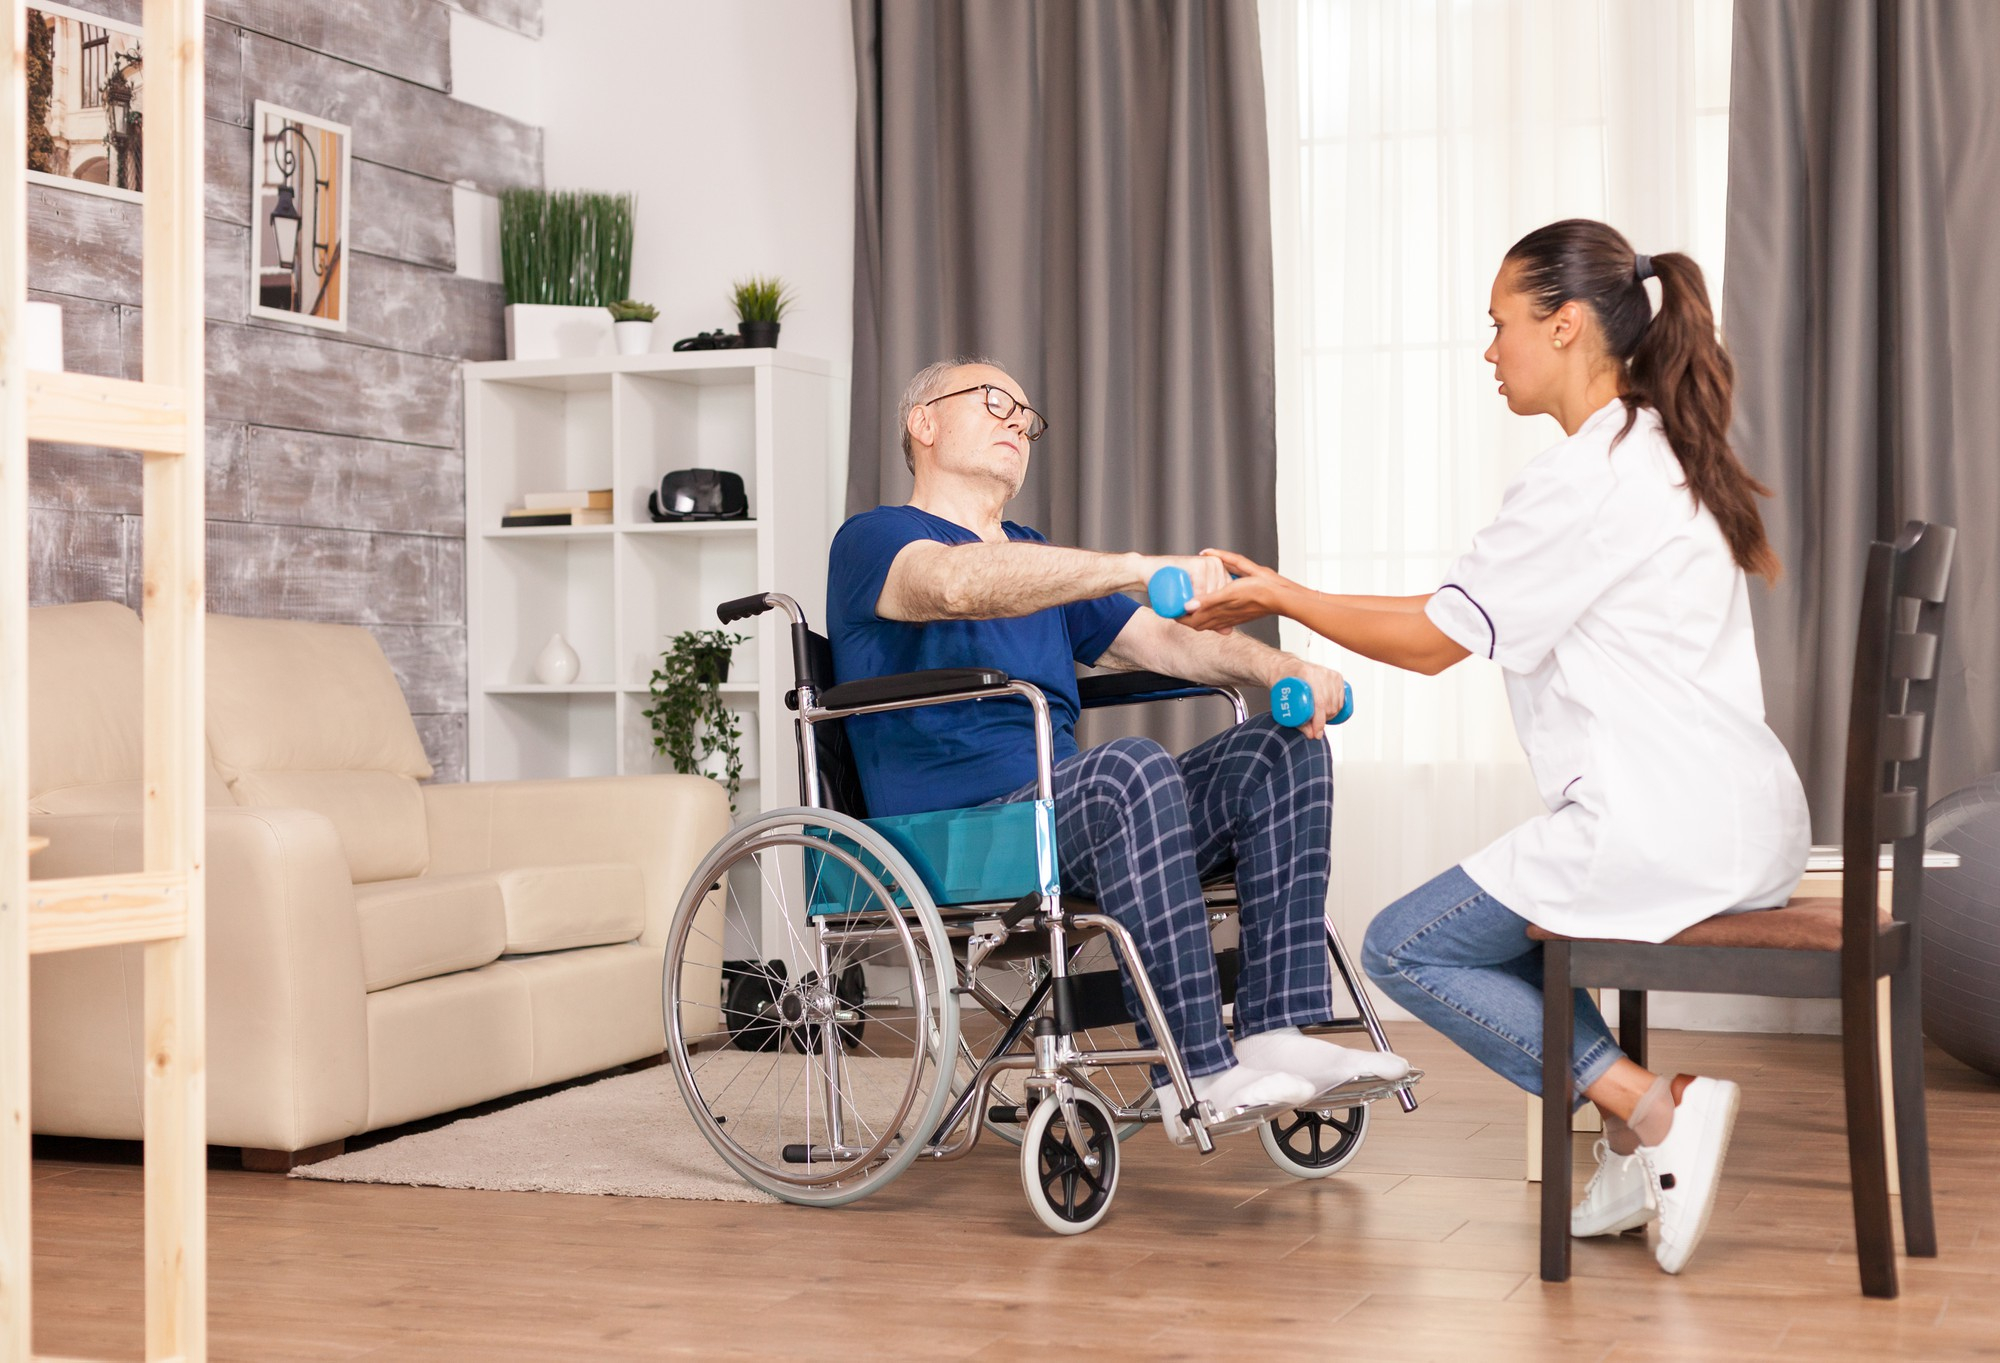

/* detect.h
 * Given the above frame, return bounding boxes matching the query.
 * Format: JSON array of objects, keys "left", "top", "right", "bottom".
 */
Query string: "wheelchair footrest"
[
  {"left": 1298, "top": 1069, "right": 1425, "bottom": 1110},
  {"left": 1168, "top": 1096, "right": 1306, "bottom": 1145}
]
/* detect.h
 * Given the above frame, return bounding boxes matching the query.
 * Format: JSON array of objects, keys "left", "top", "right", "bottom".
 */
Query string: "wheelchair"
[{"left": 661, "top": 591, "right": 1421, "bottom": 1234}]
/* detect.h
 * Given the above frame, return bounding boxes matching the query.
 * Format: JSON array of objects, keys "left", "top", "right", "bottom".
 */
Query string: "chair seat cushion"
[
  {"left": 1526, "top": 899, "right": 1888, "bottom": 952},
  {"left": 495, "top": 862, "right": 646, "bottom": 954},
  {"left": 354, "top": 872, "right": 507, "bottom": 992}
]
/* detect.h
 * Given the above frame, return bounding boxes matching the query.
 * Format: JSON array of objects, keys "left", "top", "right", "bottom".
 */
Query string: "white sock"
[
  {"left": 1154, "top": 1064, "right": 1317, "bottom": 1142},
  {"left": 1234, "top": 1027, "right": 1411, "bottom": 1093}
]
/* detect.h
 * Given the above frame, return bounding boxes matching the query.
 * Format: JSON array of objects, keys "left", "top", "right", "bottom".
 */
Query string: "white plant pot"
[
  {"left": 504, "top": 304, "right": 615, "bottom": 361},
  {"left": 25, "top": 301, "right": 63, "bottom": 372},
  {"left": 613, "top": 319, "right": 655, "bottom": 356}
]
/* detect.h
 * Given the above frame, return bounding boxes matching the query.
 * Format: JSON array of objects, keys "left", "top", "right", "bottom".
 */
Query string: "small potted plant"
[
  {"left": 607, "top": 298, "right": 658, "bottom": 355},
  {"left": 731, "top": 275, "right": 794, "bottom": 349},
  {"left": 500, "top": 188, "right": 635, "bottom": 359},
  {"left": 642, "top": 628, "right": 749, "bottom": 808}
]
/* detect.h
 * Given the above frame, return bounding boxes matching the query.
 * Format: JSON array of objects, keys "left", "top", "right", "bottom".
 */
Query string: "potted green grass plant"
[
  {"left": 607, "top": 298, "right": 658, "bottom": 355},
  {"left": 731, "top": 276, "right": 794, "bottom": 349},
  {"left": 642, "top": 629, "right": 749, "bottom": 808},
  {"left": 500, "top": 189, "right": 635, "bottom": 359}
]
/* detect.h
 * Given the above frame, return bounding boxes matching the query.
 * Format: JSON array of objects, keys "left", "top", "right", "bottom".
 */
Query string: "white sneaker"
[
  {"left": 1638, "top": 1076, "right": 1741, "bottom": 1274},
  {"left": 1571, "top": 1137, "right": 1656, "bottom": 1237}
]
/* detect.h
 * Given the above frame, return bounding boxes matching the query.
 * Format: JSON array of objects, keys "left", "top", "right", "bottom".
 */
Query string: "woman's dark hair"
[{"left": 1503, "top": 218, "right": 1780, "bottom": 581}]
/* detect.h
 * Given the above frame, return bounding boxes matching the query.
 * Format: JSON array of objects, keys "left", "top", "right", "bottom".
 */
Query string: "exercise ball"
[{"left": 1922, "top": 772, "right": 2000, "bottom": 1079}]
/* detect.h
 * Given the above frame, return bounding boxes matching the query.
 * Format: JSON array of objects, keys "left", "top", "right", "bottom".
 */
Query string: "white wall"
[{"left": 539, "top": 0, "right": 857, "bottom": 515}]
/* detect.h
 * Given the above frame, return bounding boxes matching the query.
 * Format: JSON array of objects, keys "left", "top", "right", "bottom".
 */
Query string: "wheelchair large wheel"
[
  {"left": 1259, "top": 1101, "right": 1369, "bottom": 1179},
  {"left": 664, "top": 808, "right": 960, "bottom": 1208},
  {"left": 1019, "top": 1090, "right": 1120, "bottom": 1235}
]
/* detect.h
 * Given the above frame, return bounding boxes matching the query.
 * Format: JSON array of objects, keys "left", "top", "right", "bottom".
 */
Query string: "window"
[{"left": 79, "top": 24, "right": 109, "bottom": 107}]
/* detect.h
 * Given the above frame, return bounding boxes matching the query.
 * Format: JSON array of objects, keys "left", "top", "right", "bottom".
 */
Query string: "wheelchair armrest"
[
  {"left": 805, "top": 667, "right": 1014, "bottom": 712},
  {"left": 1078, "top": 670, "right": 1232, "bottom": 709}
]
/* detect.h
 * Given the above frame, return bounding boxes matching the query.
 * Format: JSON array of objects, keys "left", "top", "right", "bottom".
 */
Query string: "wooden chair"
[{"left": 1533, "top": 520, "right": 1955, "bottom": 1299}]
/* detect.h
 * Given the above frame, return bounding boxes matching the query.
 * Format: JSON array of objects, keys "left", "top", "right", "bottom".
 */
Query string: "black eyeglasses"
[{"left": 924, "top": 384, "right": 1049, "bottom": 442}]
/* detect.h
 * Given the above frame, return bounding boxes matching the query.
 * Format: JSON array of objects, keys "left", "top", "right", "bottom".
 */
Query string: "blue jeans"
[{"left": 1361, "top": 866, "right": 1621, "bottom": 1105}]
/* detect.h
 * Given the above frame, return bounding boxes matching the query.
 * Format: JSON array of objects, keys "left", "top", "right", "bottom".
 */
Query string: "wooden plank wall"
[{"left": 27, "top": 0, "right": 545, "bottom": 782}]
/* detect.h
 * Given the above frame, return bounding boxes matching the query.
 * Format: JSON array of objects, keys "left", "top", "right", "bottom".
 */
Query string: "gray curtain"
[
  {"left": 1727, "top": 0, "right": 2000, "bottom": 837},
  {"left": 848, "top": 2, "right": 1280, "bottom": 746}
]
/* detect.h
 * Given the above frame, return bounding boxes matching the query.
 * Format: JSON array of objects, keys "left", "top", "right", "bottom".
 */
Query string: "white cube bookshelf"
[{"left": 463, "top": 349, "right": 834, "bottom": 817}]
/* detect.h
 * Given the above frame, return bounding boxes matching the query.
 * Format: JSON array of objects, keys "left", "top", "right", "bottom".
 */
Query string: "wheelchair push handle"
[
  {"left": 717, "top": 592, "right": 777, "bottom": 625},
  {"left": 1148, "top": 566, "right": 1353, "bottom": 728}
]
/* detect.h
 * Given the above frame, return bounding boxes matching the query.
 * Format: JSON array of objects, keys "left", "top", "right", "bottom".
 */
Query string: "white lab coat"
[{"left": 1425, "top": 399, "right": 1810, "bottom": 943}]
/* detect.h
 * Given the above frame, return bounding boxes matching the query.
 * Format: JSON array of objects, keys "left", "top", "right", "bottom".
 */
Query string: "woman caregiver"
[{"left": 1180, "top": 219, "right": 1809, "bottom": 1275}]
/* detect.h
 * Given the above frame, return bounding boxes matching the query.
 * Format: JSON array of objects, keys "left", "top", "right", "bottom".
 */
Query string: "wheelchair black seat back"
[{"left": 659, "top": 590, "right": 1420, "bottom": 1233}]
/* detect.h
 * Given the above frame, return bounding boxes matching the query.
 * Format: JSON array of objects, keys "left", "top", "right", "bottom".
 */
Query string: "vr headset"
[{"left": 648, "top": 468, "right": 750, "bottom": 522}]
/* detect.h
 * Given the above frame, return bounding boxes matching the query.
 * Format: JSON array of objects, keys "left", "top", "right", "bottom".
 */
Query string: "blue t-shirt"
[{"left": 827, "top": 506, "right": 1141, "bottom": 816}]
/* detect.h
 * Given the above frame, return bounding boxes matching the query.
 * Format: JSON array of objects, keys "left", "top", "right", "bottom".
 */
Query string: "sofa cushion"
[
  {"left": 495, "top": 862, "right": 647, "bottom": 954},
  {"left": 234, "top": 769, "right": 430, "bottom": 885},
  {"left": 27, "top": 601, "right": 232, "bottom": 812},
  {"left": 354, "top": 872, "right": 508, "bottom": 993},
  {"left": 207, "top": 613, "right": 434, "bottom": 883}
]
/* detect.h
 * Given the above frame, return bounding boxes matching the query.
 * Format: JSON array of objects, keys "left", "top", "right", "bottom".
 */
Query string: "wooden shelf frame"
[{"left": 3, "top": 3, "right": 209, "bottom": 1361}]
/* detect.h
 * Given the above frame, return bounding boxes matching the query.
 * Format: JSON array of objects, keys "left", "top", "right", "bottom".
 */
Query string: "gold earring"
[{"left": 1554, "top": 339, "right": 1566, "bottom": 349}]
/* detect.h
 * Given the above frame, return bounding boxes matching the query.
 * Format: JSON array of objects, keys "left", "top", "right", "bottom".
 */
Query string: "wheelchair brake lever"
[{"left": 998, "top": 892, "right": 1041, "bottom": 931}]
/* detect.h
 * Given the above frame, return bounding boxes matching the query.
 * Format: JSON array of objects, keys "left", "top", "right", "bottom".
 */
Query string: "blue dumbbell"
[{"left": 1147, "top": 566, "right": 1354, "bottom": 728}]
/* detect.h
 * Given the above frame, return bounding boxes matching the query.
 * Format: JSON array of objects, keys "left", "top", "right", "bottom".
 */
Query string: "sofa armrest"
[
  {"left": 28, "top": 806, "right": 371, "bottom": 1153},
  {"left": 422, "top": 774, "right": 730, "bottom": 948}
]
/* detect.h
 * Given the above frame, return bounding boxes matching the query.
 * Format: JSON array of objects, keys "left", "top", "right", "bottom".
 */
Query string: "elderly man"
[{"left": 828, "top": 358, "right": 1409, "bottom": 1129}]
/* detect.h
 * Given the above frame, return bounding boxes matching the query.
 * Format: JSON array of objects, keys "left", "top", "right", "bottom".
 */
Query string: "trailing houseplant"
[
  {"left": 730, "top": 275, "right": 795, "bottom": 348},
  {"left": 642, "top": 629, "right": 749, "bottom": 807}
]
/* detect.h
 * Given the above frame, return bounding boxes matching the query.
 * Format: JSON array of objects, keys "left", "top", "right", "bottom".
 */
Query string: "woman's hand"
[{"left": 1179, "top": 548, "right": 1297, "bottom": 632}]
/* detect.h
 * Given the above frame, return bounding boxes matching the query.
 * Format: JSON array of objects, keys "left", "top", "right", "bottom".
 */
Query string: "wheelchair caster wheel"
[
  {"left": 1020, "top": 1091, "right": 1119, "bottom": 1235},
  {"left": 1260, "top": 1101, "right": 1368, "bottom": 1179}
]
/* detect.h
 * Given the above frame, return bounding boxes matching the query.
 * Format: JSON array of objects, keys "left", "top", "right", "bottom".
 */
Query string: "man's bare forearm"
[
  {"left": 1099, "top": 610, "right": 1288, "bottom": 690},
  {"left": 881, "top": 541, "right": 1144, "bottom": 621}
]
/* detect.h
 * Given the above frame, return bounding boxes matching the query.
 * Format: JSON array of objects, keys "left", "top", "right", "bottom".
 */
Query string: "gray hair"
[{"left": 897, "top": 355, "right": 998, "bottom": 473}]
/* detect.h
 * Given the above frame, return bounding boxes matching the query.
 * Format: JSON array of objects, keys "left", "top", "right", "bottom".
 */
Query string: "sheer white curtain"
[{"left": 1259, "top": 0, "right": 1733, "bottom": 1010}]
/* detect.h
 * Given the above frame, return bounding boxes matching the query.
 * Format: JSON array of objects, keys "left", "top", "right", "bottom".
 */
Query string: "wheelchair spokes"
[{"left": 664, "top": 810, "right": 959, "bottom": 1206}]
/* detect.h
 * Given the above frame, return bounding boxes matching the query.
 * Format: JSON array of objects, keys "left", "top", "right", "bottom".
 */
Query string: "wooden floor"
[{"left": 27, "top": 1026, "right": 2000, "bottom": 1361}]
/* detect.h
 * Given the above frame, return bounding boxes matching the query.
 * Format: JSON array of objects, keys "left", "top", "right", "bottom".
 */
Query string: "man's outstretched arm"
[
  {"left": 877, "top": 540, "right": 1226, "bottom": 622},
  {"left": 1095, "top": 609, "right": 1347, "bottom": 739}
]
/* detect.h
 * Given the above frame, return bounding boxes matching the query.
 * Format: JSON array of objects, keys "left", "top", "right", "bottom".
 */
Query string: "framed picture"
[
  {"left": 25, "top": 3, "right": 145, "bottom": 203},
  {"left": 248, "top": 100, "right": 352, "bottom": 332}
]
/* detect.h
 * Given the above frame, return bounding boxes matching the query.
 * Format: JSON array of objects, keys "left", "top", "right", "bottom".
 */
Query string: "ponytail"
[{"left": 1504, "top": 220, "right": 1781, "bottom": 582}]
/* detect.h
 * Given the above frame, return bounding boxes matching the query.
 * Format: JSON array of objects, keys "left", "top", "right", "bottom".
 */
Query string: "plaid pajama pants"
[{"left": 997, "top": 714, "right": 1335, "bottom": 1079}]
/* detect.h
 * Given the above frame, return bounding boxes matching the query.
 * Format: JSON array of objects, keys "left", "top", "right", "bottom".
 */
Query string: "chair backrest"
[
  {"left": 1839, "top": 520, "right": 1955, "bottom": 956},
  {"left": 794, "top": 628, "right": 870, "bottom": 817}
]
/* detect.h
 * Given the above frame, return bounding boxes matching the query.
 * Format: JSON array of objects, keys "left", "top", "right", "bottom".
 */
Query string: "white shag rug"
[
  {"left": 292, "top": 1062, "right": 772, "bottom": 1202},
  {"left": 291, "top": 1053, "right": 923, "bottom": 1203}
]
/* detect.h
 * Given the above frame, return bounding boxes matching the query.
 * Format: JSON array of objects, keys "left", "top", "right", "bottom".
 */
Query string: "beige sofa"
[{"left": 27, "top": 602, "right": 728, "bottom": 1166}]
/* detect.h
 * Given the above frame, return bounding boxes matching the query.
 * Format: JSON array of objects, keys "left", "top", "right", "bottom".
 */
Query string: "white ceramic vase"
[
  {"left": 533, "top": 633, "right": 581, "bottom": 686},
  {"left": 613, "top": 319, "right": 654, "bottom": 356}
]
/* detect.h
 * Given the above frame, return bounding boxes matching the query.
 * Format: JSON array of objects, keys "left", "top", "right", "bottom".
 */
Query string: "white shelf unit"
[{"left": 464, "top": 350, "right": 833, "bottom": 815}]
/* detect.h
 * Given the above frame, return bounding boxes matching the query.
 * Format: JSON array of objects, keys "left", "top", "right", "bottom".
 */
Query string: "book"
[
  {"left": 521, "top": 488, "right": 613, "bottom": 511},
  {"left": 501, "top": 507, "right": 613, "bottom": 528}
]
